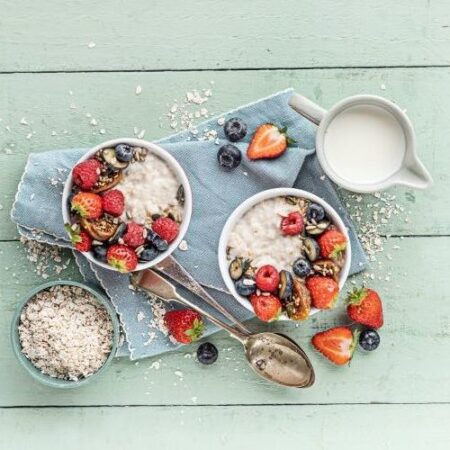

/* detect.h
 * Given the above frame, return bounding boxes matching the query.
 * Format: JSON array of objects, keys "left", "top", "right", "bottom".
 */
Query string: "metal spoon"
[{"left": 132, "top": 269, "right": 315, "bottom": 388}]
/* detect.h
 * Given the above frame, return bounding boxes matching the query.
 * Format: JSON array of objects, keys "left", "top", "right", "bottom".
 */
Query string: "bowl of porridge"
[
  {"left": 218, "top": 188, "right": 351, "bottom": 321},
  {"left": 62, "top": 138, "right": 192, "bottom": 272}
]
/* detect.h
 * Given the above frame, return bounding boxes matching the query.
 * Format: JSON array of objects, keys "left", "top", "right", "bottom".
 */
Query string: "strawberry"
[
  {"left": 250, "top": 293, "right": 282, "bottom": 322},
  {"left": 347, "top": 288, "right": 384, "bottom": 329},
  {"left": 106, "top": 244, "right": 138, "bottom": 272},
  {"left": 102, "top": 189, "right": 124, "bottom": 217},
  {"left": 152, "top": 217, "right": 179, "bottom": 243},
  {"left": 280, "top": 211, "right": 304, "bottom": 235},
  {"left": 306, "top": 276, "right": 339, "bottom": 309},
  {"left": 317, "top": 229, "right": 347, "bottom": 259},
  {"left": 164, "top": 309, "right": 204, "bottom": 344},
  {"left": 247, "top": 123, "right": 294, "bottom": 160},
  {"left": 64, "top": 224, "right": 92, "bottom": 252},
  {"left": 71, "top": 192, "right": 103, "bottom": 219},
  {"left": 255, "top": 265, "right": 280, "bottom": 292},
  {"left": 312, "top": 326, "right": 358, "bottom": 366},
  {"left": 122, "top": 222, "right": 145, "bottom": 248},
  {"left": 72, "top": 159, "right": 102, "bottom": 190}
]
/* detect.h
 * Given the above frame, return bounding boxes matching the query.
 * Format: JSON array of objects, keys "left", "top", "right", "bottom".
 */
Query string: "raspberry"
[
  {"left": 280, "top": 211, "right": 304, "bottom": 236},
  {"left": 122, "top": 222, "right": 145, "bottom": 248},
  {"left": 152, "top": 217, "right": 179, "bottom": 243},
  {"left": 72, "top": 159, "right": 102, "bottom": 190},
  {"left": 102, "top": 189, "right": 124, "bottom": 217},
  {"left": 255, "top": 265, "right": 280, "bottom": 292}
]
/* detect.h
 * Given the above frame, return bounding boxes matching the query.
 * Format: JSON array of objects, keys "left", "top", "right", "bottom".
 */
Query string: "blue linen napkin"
[{"left": 11, "top": 88, "right": 368, "bottom": 359}]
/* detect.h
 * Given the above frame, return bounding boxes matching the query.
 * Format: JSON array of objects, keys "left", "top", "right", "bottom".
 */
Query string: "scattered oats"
[
  {"left": 133, "top": 126, "right": 139, "bottom": 135},
  {"left": 178, "top": 240, "right": 188, "bottom": 251},
  {"left": 150, "top": 360, "right": 161, "bottom": 370},
  {"left": 0, "top": 204, "right": 3, "bottom": 210},
  {"left": 26, "top": 133, "right": 33, "bottom": 140},
  {"left": 135, "top": 85, "right": 143, "bottom": 95},
  {"left": 87, "top": 41, "right": 96, "bottom": 48},
  {"left": 380, "top": 83, "right": 386, "bottom": 90},
  {"left": 320, "top": 175, "right": 326, "bottom": 180},
  {"left": 90, "top": 118, "right": 98, "bottom": 126},
  {"left": 5, "top": 148, "right": 12, "bottom": 155},
  {"left": 51, "top": 131, "right": 57, "bottom": 136},
  {"left": 86, "top": 112, "right": 92, "bottom": 118},
  {"left": 137, "top": 129, "right": 146, "bottom": 139},
  {"left": 128, "top": 283, "right": 136, "bottom": 291},
  {"left": 20, "top": 117, "right": 28, "bottom": 125},
  {"left": 99, "top": 128, "right": 106, "bottom": 135},
  {"left": 174, "top": 370, "right": 184, "bottom": 378},
  {"left": 191, "top": 396, "right": 198, "bottom": 403},
  {"left": 137, "top": 311, "right": 146, "bottom": 322},
  {"left": 30, "top": 193, "right": 35, "bottom": 201},
  {"left": 170, "top": 121, "right": 178, "bottom": 129},
  {"left": 243, "top": 171, "right": 248, "bottom": 176},
  {"left": 70, "top": 103, "right": 77, "bottom": 109}
]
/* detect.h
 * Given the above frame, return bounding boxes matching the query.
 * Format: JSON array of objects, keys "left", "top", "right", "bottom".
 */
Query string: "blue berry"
[
  {"left": 197, "top": 342, "right": 218, "bottom": 365},
  {"left": 292, "top": 258, "right": 312, "bottom": 278},
  {"left": 359, "top": 329, "right": 380, "bottom": 351},
  {"left": 146, "top": 229, "right": 169, "bottom": 252},
  {"left": 140, "top": 246, "right": 159, "bottom": 262},
  {"left": 92, "top": 245, "right": 108, "bottom": 262},
  {"left": 224, "top": 118, "right": 247, "bottom": 142},
  {"left": 307, "top": 203, "right": 325, "bottom": 222},
  {"left": 217, "top": 144, "right": 242, "bottom": 171},
  {"left": 278, "top": 270, "right": 293, "bottom": 301},
  {"left": 235, "top": 277, "right": 256, "bottom": 297},
  {"left": 115, "top": 144, "right": 134, "bottom": 162}
]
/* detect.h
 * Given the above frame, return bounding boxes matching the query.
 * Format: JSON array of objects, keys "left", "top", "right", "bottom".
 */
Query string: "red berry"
[
  {"left": 106, "top": 244, "right": 138, "bottom": 272},
  {"left": 152, "top": 217, "right": 179, "bottom": 243},
  {"left": 280, "top": 211, "right": 304, "bottom": 236},
  {"left": 347, "top": 288, "right": 384, "bottom": 329},
  {"left": 165, "top": 309, "right": 204, "bottom": 344},
  {"left": 255, "top": 265, "right": 280, "bottom": 292},
  {"left": 306, "top": 276, "right": 339, "bottom": 309},
  {"left": 317, "top": 229, "right": 347, "bottom": 259},
  {"left": 312, "top": 326, "right": 358, "bottom": 366},
  {"left": 72, "top": 159, "right": 102, "bottom": 190},
  {"left": 122, "top": 222, "right": 145, "bottom": 248},
  {"left": 250, "top": 293, "right": 282, "bottom": 322},
  {"left": 71, "top": 192, "right": 103, "bottom": 219},
  {"left": 64, "top": 224, "right": 92, "bottom": 252},
  {"left": 102, "top": 189, "right": 125, "bottom": 217}
]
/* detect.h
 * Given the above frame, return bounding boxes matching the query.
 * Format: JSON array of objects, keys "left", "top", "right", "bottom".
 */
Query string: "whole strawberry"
[
  {"left": 317, "top": 229, "right": 347, "bottom": 259},
  {"left": 250, "top": 293, "right": 282, "bottom": 322},
  {"left": 164, "top": 309, "right": 204, "bottom": 344},
  {"left": 106, "top": 244, "right": 138, "bottom": 272},
  {"left": 347, "top": 288, "right": 384, "bottom": 329},
  {"left": 64, "top": 224, "right": 92, "bottom": 252},
  {"left": 306, "top": 276, "right": 339, "bottom": 309},
  {"left": 102, "top": 189, "right": 124, "bottom": 217},
  {"left": 247, "top": 123, "right": 294, "bottom": 160},
  {"left": 312, "top": 326, "right": 358, "bottom": 366},
  {"left": 72, "top": 159, "right": 102, "bottom": 190},
  {"left": 71, "top": 192, "right": 103, "bottom": 219},
  {"left": 152, "top": 217, "right": 179, "bottom": 243},
  {"left": 122, "top": 222, "right": 145, "bottom": 248}
]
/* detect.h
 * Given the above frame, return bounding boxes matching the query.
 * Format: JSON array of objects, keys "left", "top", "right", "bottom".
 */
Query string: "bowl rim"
[
  {"left": 10, "top": 280, "right": 120, "bottom": 389},
  {"left": 217, "top": 187, "right": 352, "bottom": 320},
  {"left": 61, "top": 138, "right": 192, "bottom": 272}
]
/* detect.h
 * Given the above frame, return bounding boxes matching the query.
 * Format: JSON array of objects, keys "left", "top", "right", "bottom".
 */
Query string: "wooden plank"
[
  {"left": 3, "top": 0, "right": 450, "bottom": 72},
  {"left": 1, "top": 235, "right": 449, "bottom": 406},
  {"left": 0, "top": 68, "right": 448, "bottom": 239},
  {"left": 0, "top": 404, "right": 449, "bottom": 450}
]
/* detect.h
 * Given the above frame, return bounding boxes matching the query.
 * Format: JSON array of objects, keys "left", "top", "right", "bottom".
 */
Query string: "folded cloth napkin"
[{"left": 11, "top": 88, "right": 368, "bottom": 359}]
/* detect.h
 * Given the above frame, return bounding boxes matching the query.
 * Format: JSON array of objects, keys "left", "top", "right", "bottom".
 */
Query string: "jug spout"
[{"left": 394, "top": 160, "right": 433, "bottom": 190}]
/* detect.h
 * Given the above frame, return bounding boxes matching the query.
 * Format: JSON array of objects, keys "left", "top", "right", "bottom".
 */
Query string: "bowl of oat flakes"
[
  {"left": 62, "top": 138, "right": 192, "bottom": 273},
  {"left": 11, "top": 281, "right": 120, "bottom": 388},
  {"left": 218, "top": 188, "right": 351, "bottom": 322}
]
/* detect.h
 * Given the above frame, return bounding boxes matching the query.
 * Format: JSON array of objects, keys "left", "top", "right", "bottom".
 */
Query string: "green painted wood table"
[{"left": 1, "top": 1, "right": 449, "bottom": 448}]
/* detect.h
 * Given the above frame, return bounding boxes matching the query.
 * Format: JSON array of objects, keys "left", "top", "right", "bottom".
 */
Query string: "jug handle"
[{"left": 288, "top": 93, "right": 326, "bottom": 125}]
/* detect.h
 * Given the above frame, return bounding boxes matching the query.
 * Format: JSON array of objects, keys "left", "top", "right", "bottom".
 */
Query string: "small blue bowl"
[{"left": 11, "top": 280, "right": 119, "bottom": 389}]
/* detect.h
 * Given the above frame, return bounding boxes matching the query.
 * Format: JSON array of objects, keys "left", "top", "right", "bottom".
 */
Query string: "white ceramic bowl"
[
  {"left": 218, "top": 188, "right": 352, "bottom": 320},
  {"left": 62, "top": 138, "right": 192, "bottom": 272}
]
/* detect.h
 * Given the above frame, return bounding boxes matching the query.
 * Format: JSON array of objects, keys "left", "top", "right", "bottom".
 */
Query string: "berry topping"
[
  {"left": 164, "top": 309, "right": 204, "bottom": 344},
  {"left": 347, "top": 288, "right": 384, "bottom": 329},
  {"left": 122, "top": 222, "right": 146, "bottom": 248},
  {"left": 250, "top": 293, "right": 282, "bottom": 322},
  {"left": 64, "top": 224, "right": 92, "bottom": 253},
  {"left": 72, "top": 159, "right": 102, "bottom": 190},
  {"left": 312, "top": 326, "right": 358, "bottom": 366},
  {"left": 152, "top": 217, "right": 179, "bottom": 243},
  {"left": 217, "top": 144, "right": 242, "bottom": 170},
  {"left": 106, "top": 244, "right": 138, "bottom": 272},
  {"left": 317, "top": 229, "right": 347, "bottom": 259},
  {"left": 306, "top": 276, "right": 339, "bottom": 309},
  {"left": 197, "top": 342, "right": 219, "bottom": 365},
  {"left": 255, "top": 265, "right": 280, "bottom": 292},
  {"left": 102, "top": 189, "right": 124, "bottom": 217},
  {"left": 280, "top": 211, "right": 304, "bottom": 236},
  {"left": 235, "top": 277, "right": 257, "bottom": 297},
  {"left": 92, "top": 245, "right": 108, "bottom": 262},
  {"left": 224, "top": 118, "right": 247, "bottom": 142},
  {"left": 278, "top": 270, "right": 293, "bottom": 302},
  {"left": 115, "top": 144, "right": 134, "bottom": 162},
  {"left": 292, "top": 257, "right": 312, "bottom": 278},
  {"left": 303, "top": 237, "right": 320, "bottom": 261},
  {"left": 139, "top": 246, "right": 159, "bottom": 262},
  {"left": 247, "top": 123, "right": 294, "bottom": 160},
  {"left": 71, "top": 192, "right": 103, "bottom": 219},
  {"left": 359, "top": 329, "right": 380, "bottom": 351},
  {"left": 306, "top": 203, "right": 326, "bottom": 222}
]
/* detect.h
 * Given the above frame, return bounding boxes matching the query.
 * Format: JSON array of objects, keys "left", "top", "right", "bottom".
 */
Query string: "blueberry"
[
  {"left": 140, "top": 246, "right": 159, "bottom": 262},
  {"left": 217, "top": 144, "right": 242, "bottom": 171},
  {"left": 197, "top": 342, "right": 218, "bottom": 365},
  {"left": 235, "top": 277, "right": 256, "bottom": 297},
  {"left": 224, "top": 118, "right": 247, "bottom": 142},
  {"left": 359, "top": 329, "right": 380, "bottom": 351},
  {"left": 115, "top": 144, "right": 134, "bottom": 162},
  {"left": 292, "top": 258, "right": 312, "bottom": 278},
  {"left": 92, "top": 245, "right": 108, "bottom": 262},
  {"left": 278, "top": 270, "right": 293, "bottom": 301},
  {"left": 307, "top": 203, "right": 325, "bottom": 222}
]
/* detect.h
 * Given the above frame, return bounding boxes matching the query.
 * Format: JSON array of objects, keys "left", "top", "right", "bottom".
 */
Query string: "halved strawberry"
[
  {"left": 306, "top": 276, "right": 339, "bottom": 309},
  {"left": 64, "top": 223, "right": 92, "bottom": 252},
  {"left": 71, "top": 192, "right": 103, "bottom": 219},
  {"left": 312, "top": 326, "right": 359, "bottom": 365},
  {"left": 347, "top": 287, "right": 384, "bottom": 329},
  {"left": 317, "top": 229, "right": 347, "bottom": 259},
  {"left": 247, "top": 123, "right": 294, "bottom": 160},
  {"left": 106, "top": 244, "right": 138, "bottom": 272},
  {"left": 250, "top": 293, "right": 282, "bottom": 322}
]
